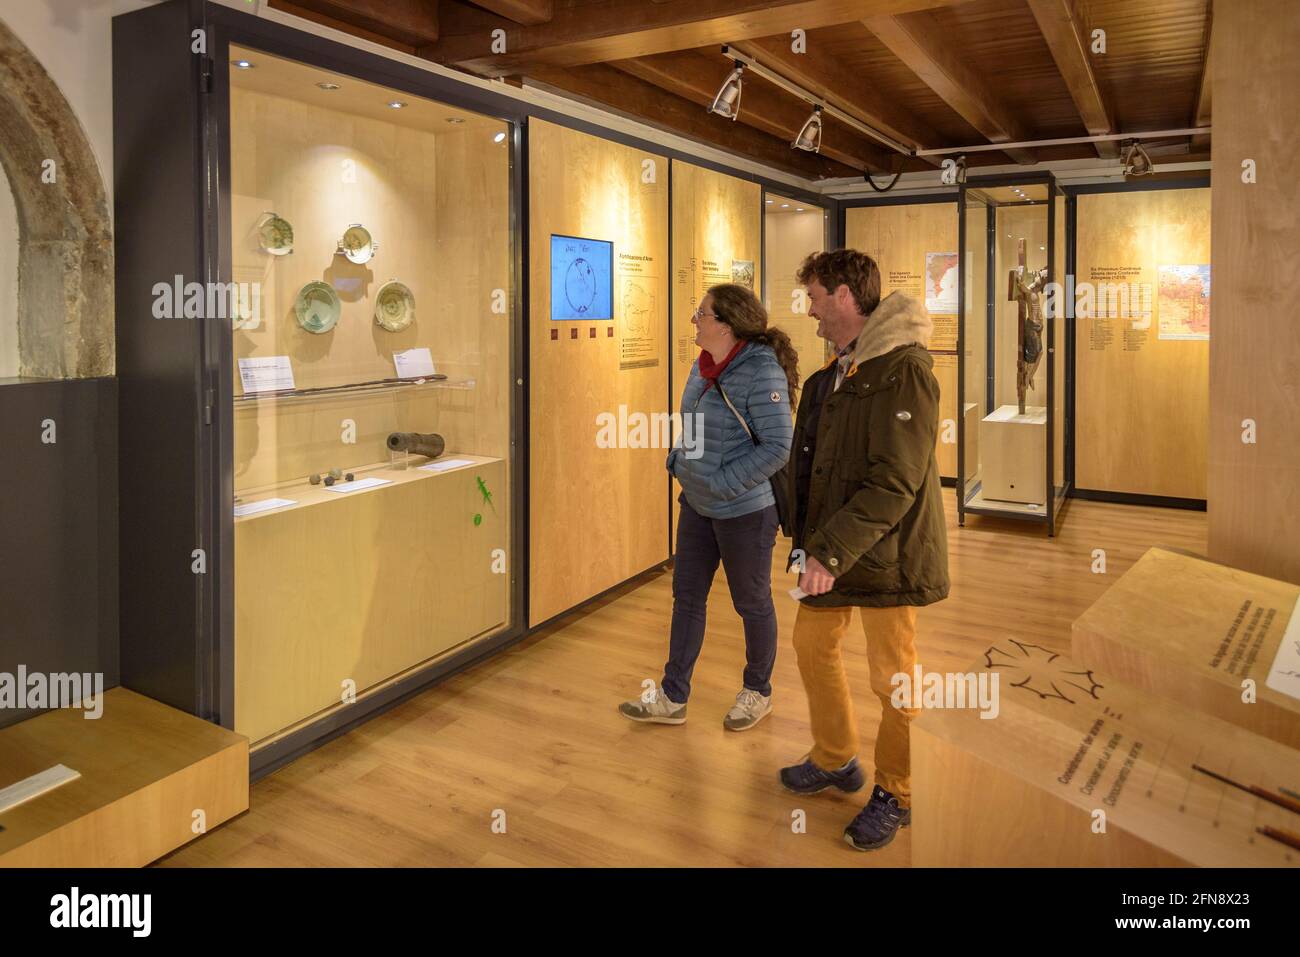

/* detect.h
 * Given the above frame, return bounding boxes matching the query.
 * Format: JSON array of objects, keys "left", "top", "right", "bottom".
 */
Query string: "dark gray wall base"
[
  {"left": 1071, "top": 487, "right": 1208, "bottom": 511},
  {"left": 0, "top": 376, "right": 119, "bottom": 729}
]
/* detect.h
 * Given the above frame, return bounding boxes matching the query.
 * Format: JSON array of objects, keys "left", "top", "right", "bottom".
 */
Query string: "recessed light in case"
[
  {"left": 317, "top": 82, "right": 340, "bottom": 91},
  {"left": 765, "top": 200, "right": 773, "bottom": 204},
  {"left": 494, "top": 131, "right": 506, "bottom": 143},
  {"left": 445, "top": 117, "right": 465, "bottom": 124},
  {"left": 232, "top": 59, "right": 254, "bottom": 69},
  {"left": 388, "top": 101, "right": 407, "bottom": 109},
  {"left": 781, "top": 203, "right": 790, "bottom": 208}
]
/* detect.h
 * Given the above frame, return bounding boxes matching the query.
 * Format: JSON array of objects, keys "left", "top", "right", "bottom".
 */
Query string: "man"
[{"left": 780, "top": 249, "right": 949, "bottom": 851}]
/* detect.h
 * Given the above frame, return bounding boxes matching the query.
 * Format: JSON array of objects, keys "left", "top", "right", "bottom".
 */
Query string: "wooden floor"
[{"left": 160, "top": 490, "right": 1207, "bottom": 867}]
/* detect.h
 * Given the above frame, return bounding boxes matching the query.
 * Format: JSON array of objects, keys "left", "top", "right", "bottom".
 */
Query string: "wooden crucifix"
[{"left": 1007, "top": 238, "right": 1048, "bottom": 414}]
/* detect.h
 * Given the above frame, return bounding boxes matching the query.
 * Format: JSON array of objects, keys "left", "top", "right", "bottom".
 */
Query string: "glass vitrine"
[
  {"left": 225, "top": 46, "right": 516, "bottom": 743},
  {"left": 957, "top": 173, "right": 1071, "bottom": 534}
]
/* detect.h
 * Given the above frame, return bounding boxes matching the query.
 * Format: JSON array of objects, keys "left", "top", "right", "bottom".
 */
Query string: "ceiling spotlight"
[
  {"left": 493, "top": 131, "right": 506, "bottom": 143},
  {"left": 709, "top": 63, "right": 744, "bottom": 120},
  {"left": 1121, "top": 139, "right": 1154, "bottom": 176},
  {"left": 232, "top": 59, "right": 254, "bottom": 69},
  {"left": 387, "top": 100, "right": 407, "bottom": 110},
  {"left": 781, "top": 203, "right": 790, "bottom": 208},
  {"left": 765, "top": 199, "right": 773, "bottom": 204},
  {"left": 317, "top": 82, "right": 340, "bottom": 91},
  {"left": 445, "top": 117, "right": 465, "bottom": 124},
  {"left": 796, "top": 207, "right": 804, "bottom": 212},
  {"left": 792, "top": 105, "right": 823, "bottom": 153}
]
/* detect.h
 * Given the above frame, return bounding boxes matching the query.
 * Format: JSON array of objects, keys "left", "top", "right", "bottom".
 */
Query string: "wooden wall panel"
[
  {"left": 845, "top": 202, "right": 959, "bottom": 478},
  {"left": 529, "top": 119, "right": 670, "bottom": 624},
  {"left": 1208, "top": 0, "right": 1300, "bottom": 585},
  {"left": 670, "top": 160, "right": 762, "bottom": 542},
  {"left": 1074, "top": 188, "right": 1210, "bottom": 499}
]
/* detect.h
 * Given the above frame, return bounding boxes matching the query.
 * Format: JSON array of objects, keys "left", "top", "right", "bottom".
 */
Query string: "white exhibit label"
[
  {"left": 1264, "top": 595, "right": 1300, "bottom": 700},
  {"left": 0, "top": 764, "right": 81, "bottom": 814},
  {"left": 393, "top": 348, "right": 436, "bottom": 380},
  {"left": 234, "top": 497, "right": 296, "bottom": 517},
  {"left": 418, "top": 458, "right": 475, "bottom": 473},
  {"left": 324, "top": 477, "right": 392, "bottom": 493},
  {"left": 238, "top": 355, "right": 295, "bottom": 393}
]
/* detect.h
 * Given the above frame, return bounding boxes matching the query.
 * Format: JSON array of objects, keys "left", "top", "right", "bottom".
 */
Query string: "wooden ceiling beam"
[
  {"left": 466, "top": 0, "right": 553, "bottom": 26},
  {"left": 612, "top": 51, "right": 901, "bottom": 173},
  {"left": 1026, "top": 0, "right": 1116, "bottom": 158},
  {"left": 523, "top": 62, "right": 861, "bottom": 179},
  {"left": 730, "top": 35, "right": 940, "bottom": 162},
  {"left": 863, "top": 10, "right": 1037, "bottom": 163},
  {"left": 269, "top": 0, "right": 439, "bottom": 48},
  {"left": 423, "top": 0, "right": 968, "bottom": 79}
]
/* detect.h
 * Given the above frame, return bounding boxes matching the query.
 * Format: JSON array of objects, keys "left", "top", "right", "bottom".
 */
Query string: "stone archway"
[{"left": 0, "top": 17, "right": 113, "bottom": 379}]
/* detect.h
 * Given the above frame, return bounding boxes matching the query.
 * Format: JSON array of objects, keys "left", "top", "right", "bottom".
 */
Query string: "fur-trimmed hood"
[{"left": 850, "top": 291, "right": 931, "bottom": 366}]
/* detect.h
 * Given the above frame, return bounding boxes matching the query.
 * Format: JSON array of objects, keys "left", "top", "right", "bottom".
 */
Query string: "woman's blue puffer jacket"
[{"left": 666, "top": 342, "right": 793, "bottom": 520}]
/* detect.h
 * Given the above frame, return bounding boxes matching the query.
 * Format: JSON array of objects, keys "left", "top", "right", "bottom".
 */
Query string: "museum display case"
[
  {"left": 224, "top": 47, "right": 515, "bottom": 744},
  {"left": 113, "top": 2, "right": 524, "bottom": 763},
  {"left": 957, "top": 173, "right": 1071, "bottom": 534}
]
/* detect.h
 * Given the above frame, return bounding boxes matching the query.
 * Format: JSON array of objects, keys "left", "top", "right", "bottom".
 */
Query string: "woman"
[{"left": 620, "top": 283, "right": 797, "bottom": 731}]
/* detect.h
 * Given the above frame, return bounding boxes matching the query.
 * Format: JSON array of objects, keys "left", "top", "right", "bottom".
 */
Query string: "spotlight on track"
[
  {"left": 1121, "top": 139, "right": 1154, "bottom": 177},
  {"left": 792, "top": 105, "right": 823, "bottom": 153},
  {"left": 709, "top": 63, "right": 745, "bottom": 120}
]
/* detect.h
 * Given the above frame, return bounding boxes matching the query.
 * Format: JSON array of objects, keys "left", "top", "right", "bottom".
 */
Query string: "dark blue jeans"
[{"left": 662, "top": 495, "right": 780, "bottom": 703}]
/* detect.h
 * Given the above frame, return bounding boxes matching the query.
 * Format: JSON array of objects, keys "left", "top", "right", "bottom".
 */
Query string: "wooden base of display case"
[
  {"left": 1073, "top": 547, "right": 1300, "bottom": 751},
  {"left": 0, "top": 689, "right": 248, "bottom": 867},
  {"left": 234, "top": 453, "right": 508, "bottom": 744},
  {"left": 978, "top": 404, "right": 1046, "bottom": 504},
  {"left": 912, "top": 645, "right": 1300, "bottom": 867}
]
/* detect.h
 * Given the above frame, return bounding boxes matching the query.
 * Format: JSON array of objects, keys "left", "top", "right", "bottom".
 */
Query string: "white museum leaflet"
[
  {"left": 238, "top": 355, "right": 295, "bottom": 393},
  {"left": 324, "top": 477, "right": 392, "bottom": 493},
  {"left": 418, "top": 458, "right": 475, "bottom": 473},
  {"left": 234, "top": 497, "right": 296, "bottom": 517},
  {"left": 393, "top": 347, "right": 436, "bottom": 380},
  {"left": 1264, "top": 595, "right": 1300, "bottom": 701}
]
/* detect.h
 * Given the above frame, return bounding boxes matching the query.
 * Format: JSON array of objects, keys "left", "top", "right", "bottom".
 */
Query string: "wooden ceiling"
[{"left": 268, "top": 0, "right": 1213, "bottom": 180}]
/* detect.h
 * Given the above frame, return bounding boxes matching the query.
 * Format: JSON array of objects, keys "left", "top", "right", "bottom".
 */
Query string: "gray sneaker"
[
  {"left": 619, "top": 684, "right": 687, "bottom": 724},
  {"left": 723, "top": 689, "right": 772, "bottom": 731}
]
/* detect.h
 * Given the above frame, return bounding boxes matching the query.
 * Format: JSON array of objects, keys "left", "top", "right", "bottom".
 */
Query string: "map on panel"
[{"left": 1157, "top": 264, "right": 1211, "bottom": 340}]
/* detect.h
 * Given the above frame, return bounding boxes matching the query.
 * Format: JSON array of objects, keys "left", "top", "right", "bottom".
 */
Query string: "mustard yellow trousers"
[{"left": 792, "top": 602, "right": 919, "bottom": 807}]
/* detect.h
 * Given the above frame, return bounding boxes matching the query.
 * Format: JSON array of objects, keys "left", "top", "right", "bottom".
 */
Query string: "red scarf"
[{"left": 698, "top": 341, "right": 745, "bottom": 393}]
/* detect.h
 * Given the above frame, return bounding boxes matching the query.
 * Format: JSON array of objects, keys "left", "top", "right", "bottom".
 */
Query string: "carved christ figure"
[{"left": 1007, "top": 238, "right": 1047, "bottom": 414}]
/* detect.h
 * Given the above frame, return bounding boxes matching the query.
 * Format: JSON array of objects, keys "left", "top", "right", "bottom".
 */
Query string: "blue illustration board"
[{"left": 551, "top": 234, "right": 613, "bottom": 320}]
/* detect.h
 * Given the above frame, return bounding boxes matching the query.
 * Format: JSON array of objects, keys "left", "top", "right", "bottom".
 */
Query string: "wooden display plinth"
[
  {"left": 1072, "top": 547, "right": 1300, "bottom": 751},
  {"left": 978, "top": 404, "right": 1045, "bottom": 504},
  {"left": 235, "top": 454, "right": 508, "bottom": 745},
  {"left": 912, "top": 644, "right": 1300, "bottom": 867},
  {"left": 0, "top": 689, "right": 248, "bottom": 867}
]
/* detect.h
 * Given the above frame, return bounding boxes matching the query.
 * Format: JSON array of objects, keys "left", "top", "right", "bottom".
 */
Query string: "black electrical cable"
[{"left": 864, "top": 169, "right": 903, "bottom": 192}]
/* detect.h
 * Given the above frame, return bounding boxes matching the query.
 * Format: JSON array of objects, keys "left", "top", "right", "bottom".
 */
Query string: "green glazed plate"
[
  {"left": 258, "top": 212, "right": 294, "bottom": 256},
  {"left": 338, "top": 224, "right": 377, "bottom": 264},
  {"left": 374, "top": 280, "right": 415, "bottom": 332},
  {"left": 294, "top": 281, "right": 342, "bottom": 334}
]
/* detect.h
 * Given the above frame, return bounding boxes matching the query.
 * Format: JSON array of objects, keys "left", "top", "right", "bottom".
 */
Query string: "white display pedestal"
[
  {"left": 962, "top": 401, "right": 980, "bottom": 485},
  {"left": 979, "top": 404, "right": 1045, "bottom": 504}
]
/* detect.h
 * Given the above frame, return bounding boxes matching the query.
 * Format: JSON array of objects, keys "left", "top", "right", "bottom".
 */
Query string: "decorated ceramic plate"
[
  {"left": 374, "top": 280, "right": 415, "bottom": 332},
  {"left": 257, "top": 212, "right": 294, "bottom": 256},
  {"left": 294, "top": 281, "right": 342, "bottom": 334},
  {"left": 337, "top": 224, "right": 378, "bottom": 264}
]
